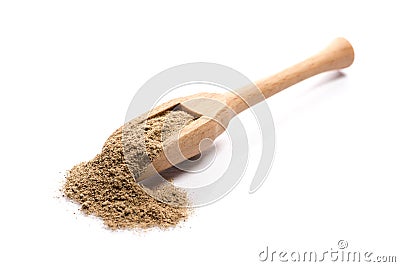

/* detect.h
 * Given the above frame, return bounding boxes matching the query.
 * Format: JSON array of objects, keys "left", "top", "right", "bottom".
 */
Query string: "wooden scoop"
[{"left": 136, "top": 37, "right": 354, "bottom": 182}]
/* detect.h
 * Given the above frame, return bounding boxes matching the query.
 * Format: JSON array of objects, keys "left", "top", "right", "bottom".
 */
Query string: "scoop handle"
[{"left": 226, "top": 37, "right": 355, "bottom": 114}]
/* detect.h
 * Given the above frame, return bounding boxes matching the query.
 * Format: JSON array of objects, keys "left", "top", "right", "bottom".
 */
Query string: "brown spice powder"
[{"left": 63, "top": 110, "right": 195, "bottom": 230}]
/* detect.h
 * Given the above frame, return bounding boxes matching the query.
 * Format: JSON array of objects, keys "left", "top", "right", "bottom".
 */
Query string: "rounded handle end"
[{"left": 322, "top": 37, "right": 355, "bottom": 70}]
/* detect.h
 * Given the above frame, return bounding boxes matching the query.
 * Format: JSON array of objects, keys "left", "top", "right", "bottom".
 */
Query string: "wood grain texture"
[
  {"left": 225, "top": 37, "right": 354, "bottom": 114},
  {"left": 136, "top": 38, "right": 355, "bottom": 181}
]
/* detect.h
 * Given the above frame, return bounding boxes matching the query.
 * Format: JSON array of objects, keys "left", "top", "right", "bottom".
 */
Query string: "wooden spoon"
[{"left": 136, "top": 37, "right": 354, "bottom": 182}]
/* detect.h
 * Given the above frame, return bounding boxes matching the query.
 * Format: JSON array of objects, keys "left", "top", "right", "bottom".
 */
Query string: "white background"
[{"left": 1, "top": 1, "right": 399, "bottom": 266}]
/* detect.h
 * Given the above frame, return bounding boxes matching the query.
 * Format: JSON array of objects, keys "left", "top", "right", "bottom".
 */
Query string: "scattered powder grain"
[{"left": 63, "top": 110, "right": 195, "bottom": 230}]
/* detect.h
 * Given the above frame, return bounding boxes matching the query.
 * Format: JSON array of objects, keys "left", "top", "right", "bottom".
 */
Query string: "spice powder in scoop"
[{"left": 63, "top": 110, "right": 195, "bottom": 230}]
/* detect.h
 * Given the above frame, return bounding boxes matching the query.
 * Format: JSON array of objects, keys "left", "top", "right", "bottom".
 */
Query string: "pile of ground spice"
[{"left": 63, "top": 110, "right": 195, "bottom": 230}]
